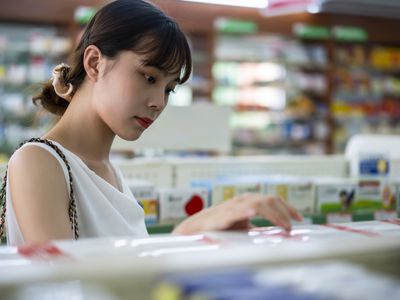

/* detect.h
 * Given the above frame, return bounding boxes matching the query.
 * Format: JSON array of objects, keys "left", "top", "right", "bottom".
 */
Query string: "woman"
[{"left": 3, "top": 0, "right": 302, "bottom": 246}]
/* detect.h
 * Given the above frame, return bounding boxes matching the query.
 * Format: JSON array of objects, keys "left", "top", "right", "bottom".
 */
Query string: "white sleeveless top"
[{"left": 6, "top": 140, "right": 148, "bottom": 246}]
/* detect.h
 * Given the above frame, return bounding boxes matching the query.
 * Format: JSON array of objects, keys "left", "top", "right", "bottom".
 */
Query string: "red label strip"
[
  {"left": 380, "top": 219, "right": 400, "bottom": 226},
  {"left": 18, "top": 243, "right": 70, "bottom": 261},
  {"left": 323, "top": 224, "right": 380, "bottom": 237}
]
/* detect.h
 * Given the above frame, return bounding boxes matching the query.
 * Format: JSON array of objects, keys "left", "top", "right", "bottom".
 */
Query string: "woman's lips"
[{"left": 134, "top": 117, "right": 153, "bottom": 129}]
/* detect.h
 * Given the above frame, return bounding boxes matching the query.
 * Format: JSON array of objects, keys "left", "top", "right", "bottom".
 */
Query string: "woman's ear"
[{"left": 83, "top": 45, "right": 103, "bottom": 82}]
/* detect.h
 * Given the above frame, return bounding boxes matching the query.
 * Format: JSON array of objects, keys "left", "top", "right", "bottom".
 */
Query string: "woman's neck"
[{"left": 44, "top": 86, "right": 115, "bottom": 162}]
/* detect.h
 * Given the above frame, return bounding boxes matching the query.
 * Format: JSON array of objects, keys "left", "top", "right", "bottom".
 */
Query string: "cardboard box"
[
  {"left": 192, "top": 177, "right": 266, "bottom": 206},
  {"left": 193, "top": 175, "right": 314, "bottom": 213},
  {"left": 211, "top": 180, "right": 265, "bottom": 206},
  {"left": 157, "top": 187, "right": 209, "bottom": 224},
  {"left": 265, "top": 176, "right": 315, "bottom": 214},
  {"left": 127, "top": 180, "right": 158, "bottom": 225},
  {"left": 314, "top": 178, "right": 357, "bottom": 213},
  {"left": 355, "top": 178, "right": 398, "bottom": 212}
]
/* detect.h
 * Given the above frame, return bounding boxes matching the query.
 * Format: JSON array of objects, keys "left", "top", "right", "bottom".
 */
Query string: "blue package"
[{"left": 359, "top": 157, "right": 389, "bottom": 175}]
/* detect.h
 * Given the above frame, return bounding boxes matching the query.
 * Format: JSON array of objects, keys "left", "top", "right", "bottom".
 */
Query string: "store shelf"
[
  {"left": 331, "top": 43, "right": 400, "bottom": 152},
  {"left": 252, "top": 211, "right": 400, "bottom": 227},
  {"left": 212, "top": 34, "right": 330, "bottom": 155},
  {"left": 147, "top": 223, "right": 175, "bottom": 235},
  {"left": 0, "top": 24, "right": 71, "bottom": 158},
  {"left": 232, "top": 139, "right": 326, "bottom": 150},
  {"left": 1, "top": 219, "right": 400, "bottom": 300},
  {"left": 286, "top": 63, "right": 329, "bottom": 73}
]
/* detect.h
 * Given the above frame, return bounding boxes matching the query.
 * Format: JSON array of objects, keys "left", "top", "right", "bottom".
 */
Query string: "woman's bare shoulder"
[
  {"left": 9, "top": 143, "right": 65, "bottom": 175},
  {"left": 7, "top": 144, "right": 72, "bottom": 243}
]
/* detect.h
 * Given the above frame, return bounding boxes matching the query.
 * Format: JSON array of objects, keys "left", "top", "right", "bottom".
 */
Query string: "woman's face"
[{"left": 93, "top": 51, "right": 180, "bottom": 141}]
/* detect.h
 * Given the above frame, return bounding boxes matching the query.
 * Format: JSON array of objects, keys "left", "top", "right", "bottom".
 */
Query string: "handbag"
[{"left": 0, "top": 138, "right": 79, "bottom": 243}]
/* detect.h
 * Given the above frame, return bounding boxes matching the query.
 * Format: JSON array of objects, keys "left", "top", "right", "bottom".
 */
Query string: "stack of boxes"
[
  {"left": 125, "top": 155, "right": 399, "bottom": 227},
  {"left": 127, "top": 179, "right": 209, "bottom": 226},
  {"left": 156, "top": 187, "right": 209, "bottom": 225},
  {"left": 193, "top": 175, "right": 315, "bottom": 214},
  {"left": 125, "top": 179, "right": 158, "bottom": 225}
]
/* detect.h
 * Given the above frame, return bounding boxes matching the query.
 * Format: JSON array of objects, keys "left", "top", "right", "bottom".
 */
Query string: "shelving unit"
[
  {"left": 332, "top": 42, "right": 400, "bottom": 152},
  {"left": 212, "top": 32, "right": 331, "bottom": 155},
  {"left": 188, "top": 31, "right": 215, "bottom": 102},
  {"left": 209, "top": 20, "right": 400, "bottom": 155},
  {"left": 0, "top": 23, "right": 72, "bottom": 158},
  {"left": 1, "top": 1, "right": 400, "bottom": 156}
]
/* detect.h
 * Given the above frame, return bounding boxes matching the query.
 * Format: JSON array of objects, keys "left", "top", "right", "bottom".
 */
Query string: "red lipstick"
[{"left": 135, "top": 117, "right": 153, "bottom": 129}]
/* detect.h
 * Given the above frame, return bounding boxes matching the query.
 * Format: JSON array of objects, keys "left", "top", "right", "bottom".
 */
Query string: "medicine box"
[
  {"left": 157, "top": 187, "right": 209, "bottom": 224},
  {"left": 127, "top": 179, "right": 158, "bottom": 225},
  {"left": 193, "top": 175, "right": 314, "bottom": 213},
  {"left": 355, "top": 178, "right": 398, "bottom": 212},
  {"left": 192, "top": 177, "right": 265, "bottom": 206},
  {"left": 314, "top": 177, "right": 357, "bottom": 213},
  {"left": 265, "top": 176, "right": 315, "bottom": 214}
]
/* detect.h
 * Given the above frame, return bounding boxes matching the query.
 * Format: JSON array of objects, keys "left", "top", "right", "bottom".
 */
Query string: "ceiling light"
[{"left": 179, "top": 0, "right": 269, "bottom": 9}]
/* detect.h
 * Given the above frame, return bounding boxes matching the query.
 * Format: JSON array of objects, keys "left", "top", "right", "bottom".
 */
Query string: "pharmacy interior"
[{"left": 0, "top": 0, "right": 400, "bottom": 299}]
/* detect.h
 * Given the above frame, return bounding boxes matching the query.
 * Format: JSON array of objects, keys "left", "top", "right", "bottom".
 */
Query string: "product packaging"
[
  {"left": 355, "top": 177, "right": 398, "bottom": 212},
  {"left": 127, "top": 179, "right": 158, "bottom": 225},
  {"left": 157, "top": 187, "right": 209, "bottom": 224},
  {"left": 192, "top": 176, "right": 266, "bottom": 206},
  {"left": 265, "top": 176, "right": 315, "bottom": 214},
  {"left": 194, "top": 175, "right": 314, "bottom": 213},
  {"left": 314, "top": 177, "right": 357, "bottom": 213}
]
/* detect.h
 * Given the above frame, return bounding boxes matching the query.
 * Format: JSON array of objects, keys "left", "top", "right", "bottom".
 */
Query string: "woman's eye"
[{"left": 144, "top": 74, "right": 156, "bottom": 84}]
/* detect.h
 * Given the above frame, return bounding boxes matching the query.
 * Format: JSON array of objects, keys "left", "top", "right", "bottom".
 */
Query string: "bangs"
[{"left": 134, "top": 21, "right": 192, "bottom": 84}]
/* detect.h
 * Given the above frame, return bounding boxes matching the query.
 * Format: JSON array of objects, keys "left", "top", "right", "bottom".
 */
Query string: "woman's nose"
[{"left": 148, "top": 89, "right": 166, "bottom": 111}]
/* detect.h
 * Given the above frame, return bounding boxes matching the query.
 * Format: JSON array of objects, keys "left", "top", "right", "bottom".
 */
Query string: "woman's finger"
[
  {"left": 275, "top": 198, "right": 293, "bottom": 227},
  {"left": 278, "top": 197, "right": 303, "bottom": 222},
  {"left": 256, "top": 196, "right": 292, "bottom": 231}
]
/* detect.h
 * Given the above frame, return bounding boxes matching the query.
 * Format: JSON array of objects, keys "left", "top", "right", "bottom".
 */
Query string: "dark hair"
[{"left": 33, "top": 0, "right": 192, "bottom": 115}]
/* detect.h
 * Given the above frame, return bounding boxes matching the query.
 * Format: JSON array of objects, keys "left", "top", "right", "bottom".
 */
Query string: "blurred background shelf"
[{"left": 1, "top": 0, "right": 400, "bottom": 158}]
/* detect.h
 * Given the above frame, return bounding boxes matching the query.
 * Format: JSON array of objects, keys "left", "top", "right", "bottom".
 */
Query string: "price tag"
[
  {"left": 326, "top": 213, "right": 352, "bottom": 223},
  {"left": 374, "top": 210, "right": 398, "bottom": 221}
]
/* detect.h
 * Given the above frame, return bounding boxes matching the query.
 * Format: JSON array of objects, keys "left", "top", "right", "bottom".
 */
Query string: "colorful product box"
[
  {"left": 265, "top": 176, "right": 315, "bottom": 214},
  {"left": 355, "top": 177, "right": 398, "bottom": 212},
  {"left": 359, "top": 155, "right": 390, "bottom": 176},
  {"left": 398, "top": 183, "right": 400, "bottom": 211},
  {"left": 193, "top": 175, "right": 314, "bottom": 214},
  {"left": 157, "top": 187, "right": 209, "bottom": 224},
  {"left": 314, "top": 178, "right": 357, "bottom": 213},
  {"left": 211, "top": 180, "right": 265, "bottom": 206},
  {"left": 126, "top": 180, "right": 158, "bottom": 225},
  {"left": 192, "top": 177, "right": 266, "bottom": 206},
  {"left": 348, "top": 151, "right": 391, "bottom": 178},
  {"left": 390, "top": 177, "right": 400, "bottom": 211}
]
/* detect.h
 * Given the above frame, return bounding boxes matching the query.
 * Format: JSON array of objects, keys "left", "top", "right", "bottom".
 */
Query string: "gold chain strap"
[
  {"left": 0, "top": 168, "right": 7, "bottom": 242},
  {"left": 0, "top": 138, "right": 79, "bottom": 241}
]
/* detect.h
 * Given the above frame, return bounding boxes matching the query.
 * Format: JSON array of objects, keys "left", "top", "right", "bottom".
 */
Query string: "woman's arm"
[
  {"left": 173, "top": 193, "right": 302, "bottom": 235},
  {"left": 8, "top": 146, "right": 73, "bottom": 243}
]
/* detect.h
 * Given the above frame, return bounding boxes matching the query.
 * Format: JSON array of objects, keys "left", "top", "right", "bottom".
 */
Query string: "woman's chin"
[{"left": 117, "top": 130, "right": 143, "bottom": 142}]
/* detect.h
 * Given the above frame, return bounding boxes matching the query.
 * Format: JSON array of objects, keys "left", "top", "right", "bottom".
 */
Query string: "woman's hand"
[{"left": 173, "top": 193, "right": 303, "bottom": 235}]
